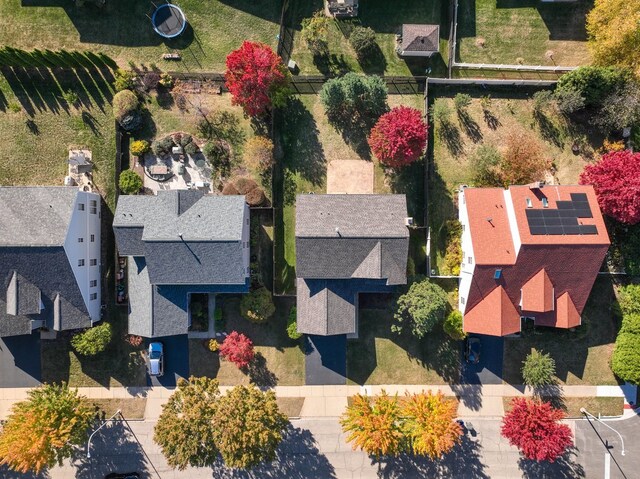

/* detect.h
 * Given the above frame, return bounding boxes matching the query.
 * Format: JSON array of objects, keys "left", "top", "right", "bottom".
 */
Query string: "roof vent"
[
  {"left": 335, "top": 227, "right": 341, "bottom": 237},
  {"left": 405, "top": 217, "right": 414, "bottom": 227},
  {"left": 178, "top": 232, "right": 183, "bottom": 238}
]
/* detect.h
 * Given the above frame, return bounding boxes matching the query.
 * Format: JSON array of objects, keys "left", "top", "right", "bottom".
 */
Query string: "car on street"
[
  {"left": 147, "top": 342, "right": 164, "bottom": 376},
  {"left": 465, "top": 337, "right": 481, "bottom": 364},
  {"left": 105, "top": 473, "right": 140, "bottom": 479}
]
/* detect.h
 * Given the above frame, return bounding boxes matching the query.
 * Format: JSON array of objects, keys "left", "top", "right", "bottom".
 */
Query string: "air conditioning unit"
[{"left": 405, "top": 217, "right": 414, "bottom": 227}]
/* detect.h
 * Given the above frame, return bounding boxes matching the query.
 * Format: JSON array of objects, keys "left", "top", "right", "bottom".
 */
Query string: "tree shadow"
[
  {"left": 156, "top": 88, "right": 175, "bottom": 110},
  {"left": 387, "top": 160, "right": 425, "bottom": 222},
  {"left": 483, "top": 109, "right": 501, "bottom": 130},
  {"left": 210, "top": 424, "right": 337, "bottom": 478},
  {"left": 246, "top": 351, "right": 278, "bottom": 388},
  {"left": 312, "top": 53, "right": 353, "bottom": 77},
  {"left": 0, "top": 86, "right": 7, "bottom": 112},
  {"left": 358, "top": 44, "right": 387, "bottom": 76},
  {"left": 25, "top": 118, "right": 40, "bottom": 135},
  {"left": 438, "top": 121, "right": 464, "bottom": 157},
  {"left": 282, "top": 98, "right": 326, "bottom": 186},
  {"left": 457, "top": 110, "right": 483, "bottom": 143},
  {"left": 376, "top": 434, "right": 489, "bottom": 478},
  {"left": 518, "top": 446, "right": 585, "bottom": 478},
  {"left": 0, "top": 466, "right": 49, "bottom": 479},
  {"left": 533, "top": 110, "right": 564, "bottom": 148},
  {"left": 81, "top": 110, "right": 103, "bottom": 137}
]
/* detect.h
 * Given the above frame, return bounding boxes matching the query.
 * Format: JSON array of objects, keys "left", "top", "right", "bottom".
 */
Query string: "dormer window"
[
  {"left": 526, "top": 198, "right": 532, "bottom": 208},
  {"left": 542, "top": 197, "right": 549, "bottom": 208}
]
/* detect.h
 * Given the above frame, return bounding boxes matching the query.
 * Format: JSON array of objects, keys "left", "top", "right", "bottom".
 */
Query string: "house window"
[
  {"left": 78, "top": 203, "right": 85, "bottom": 211},
  {"left": 89, "top": 200, "right": 97, "bottom": 214},
  {"left": 461, "top": 297, "right": 466, "bottom": 305},
  {"left": 78, "top": 237, "right": 84, "bottom": 243},
  {"left": 90, "top": 234, "right": 95, "bottom": 242},
  {"left": 90, "top": 207, "right": 97, "bottom": 214},
  {"left": 90, "top": 280, "right": 97, "bottom": 287},
  {"left": 90, "top": 259, "right": 97, "bottom": 266},
  {"left": 542, "top": 197, "right": 549, "bottom": 208},
  {"left": 246, "top": 218, "right": 249, "bottom": 226},
  {"left": 90, "top": 293, "right": 97, "bottom": 300},
  {"left": 526, "top": 198, "right": 532, "bottom": 208},
  {"left": 468, "top": 256, "right": 473, "bottom": 264},
  {"left": 78, "top": 259, "right": 85, "bottom": 267},
  {"left": 90, "top": 200, "right": 97, "bottom": 207}
]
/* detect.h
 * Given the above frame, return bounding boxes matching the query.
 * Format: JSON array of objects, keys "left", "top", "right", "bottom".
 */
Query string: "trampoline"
[{"left": 151, "top": 3, "right": 187, "bottom": 39}]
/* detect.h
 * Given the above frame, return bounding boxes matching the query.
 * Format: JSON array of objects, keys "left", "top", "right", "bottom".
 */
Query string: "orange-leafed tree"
[
  {"left": 499, "top": 130, "right": 551, "bottom": 186},
  {"left": 0, "top": 383, "right": 94, "bottom": 474},
  {"left": 501, "top": 397, "right": 573, "bottom": 462},
  {"left": 402, "top": 391, "right": 462, "bottom": 459},
  {"left": 340, "top": 392, "right": 404, "bottom": 458}
]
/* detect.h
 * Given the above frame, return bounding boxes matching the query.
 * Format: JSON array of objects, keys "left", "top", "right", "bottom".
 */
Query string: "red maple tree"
[
  {"left": 580, "top": 150, "right": 640, "bottom": 224},
  {"left": 225, "top": 41, "right": 290, "bottom": 118},
  {"left": 219, "top": 331, "right": 255, "bottom": 369},
  {"left": 501, "top": 398, "right": 573, "bottom": 462},
  {"left": 367, "top": 106, "right": 427, "bottom": 168}
]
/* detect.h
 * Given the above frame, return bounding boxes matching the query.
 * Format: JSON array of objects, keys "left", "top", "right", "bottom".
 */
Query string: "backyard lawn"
[
  {"left": 456, "top": 0, "right": 592, "bottom": 66},
  {"left": 274, "top": 93, "right": 427, "bottom": 294},
  {"left": 502, "top": 276, "right": 620, "bottom": 386},
  {"left": 189, "top": 296, "right": 304, "bottom": 386},
  {"left": 0, "top": 0, "right": 281, "bottom": 72},
  {"left": 347, "top": 308, "right": 461, "bottom": 385},
  {"left": 0, "top": 68, "right": 117, "bottom": 206},
  {"left": 429, "top": 89, "right": 602, "bottom": 273},
  {"left": 287, "top": 0, "right": 448, "bottom": 76}
]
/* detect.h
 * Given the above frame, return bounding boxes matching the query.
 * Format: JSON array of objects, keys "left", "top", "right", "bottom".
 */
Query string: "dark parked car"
[
  {"left": 105, "top": 473, "right": 140, "bottom": 479},
  {"left": 465, "top": 337, "right": 481, "bottom": 364}
]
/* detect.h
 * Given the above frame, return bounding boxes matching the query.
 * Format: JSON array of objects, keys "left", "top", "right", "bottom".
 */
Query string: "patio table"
[{"left": 150, "top": 164, "right": 169, "bottom": 175}]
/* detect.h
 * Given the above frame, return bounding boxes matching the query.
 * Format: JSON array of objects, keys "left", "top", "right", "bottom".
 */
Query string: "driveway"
[
  {"left": 0, "top": 332, "right": 41, "bottom": 388},
  {"left": 461, "top": 335, "right": 504, "bottom": 385},
  {"left": 145, "top": 335, "right": 188, "bottom": 387},
  {"left": 305, "top": 335, "right": 347, "bottom": 385}
]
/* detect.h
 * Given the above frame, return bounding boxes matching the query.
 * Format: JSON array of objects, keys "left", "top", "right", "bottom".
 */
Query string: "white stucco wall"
[
  {"left": 458, "top": 188, "right": 474, "bottom": 314},
  {"left": 242, "top": 203, "right": 250, "bottom": 278}
]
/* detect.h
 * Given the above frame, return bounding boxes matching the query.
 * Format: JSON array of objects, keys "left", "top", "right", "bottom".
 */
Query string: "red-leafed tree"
[
  {"left": 580, "top": 150, "right": 640, "bottom": 224},
  {"left": 225, "top": 41, "right": 291, "bottom": 118},
  {"left": 367, "top": 106, "right": 427, "bottom": 168},
  {"left": 219, "top": 331, "right": 255, "bottom": 369},
  {"left": 501, "top": 398, "right": 573, "bottom": 462}
]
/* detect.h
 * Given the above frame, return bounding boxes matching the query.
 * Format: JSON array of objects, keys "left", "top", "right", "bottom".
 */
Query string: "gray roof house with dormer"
[
  {"left": 113, "top": 190, "right": 250, "bottom": 338},
  {"left": 295, "top": 194, "right": 410, "bottom": 336},
  {"left": 0, "top": 187, "right": 102, "bottom": 337}
]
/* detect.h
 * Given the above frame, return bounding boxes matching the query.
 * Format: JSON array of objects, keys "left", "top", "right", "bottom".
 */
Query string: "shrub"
[
  {"left": 126, "top": 334, "right": 143, "bottom": 348},
  {"left": 112, "top": 89, "right": 139, "bottom": 122},
  {"left": 429, "top": 99, "right": 452, "bottom": 126},
  {"left": 234, "top": 177, "right": 259, "bottom": 195},
  {"left": 130, "top": 139, "right": 150, "bottom": 157},
  {"left": 8, "top": 102, "right": 21, "bottom": 113},
  {"left": 602, "top": 139, "right": 625, "bottom": 153},
  {"left": 368, "top": 106, "right": 427, "bottom": 168},
  {"left": 499, "top": 130, "right": 550, "bottom": 186},
  {"left": 320, "top": 73, "right": 388, "bottom": 124},
  {"left": 184, "top": 141, "right": 199, "bottom": 156},
  {"left": 471, "top": 144, "right": 502, "bottom": 187},
  {"left": 522, "top": 349, "right": 556, "bottom": 388},
  {"left": 349, "top": 26, "right": 377, "bottom": 59},
  {"left": 556, "top": 66, "right": 629, "bottom": 108},
  {"left": 159, "top": 73, "right": 173, "bottom": 88},
  {"left": 531, "top": 90, "right": 554, "bottom": 112},
  {"left": 443, "top": 310, "right": 465, "bottom": 340},
  {"left": 245, "top": 187, "right": 267, "bottom": 207},
  {"left": 71, "top": 322, "right": 112, "bottom": 356},
  {"left": 62, "top": 89, "right": 79, "bottom": 107},
  {"left": 301, "top": 10, "right": 330, "bottom": 56},
  {"left": 621, "top": 313, "right": 640, "bottom": 335},
  {"left": 392, "top": 279, "right": 449, "bottom": 338},
  {"left": 554, "top": 88, "right": 585, "bottom": 115},
  {"left": 142, "top": 71, "right": 160, "bottom": 91},
  {"left": 594, "top": 81, "right": 640, "bottom": 132},
  {"left": 611, "top": 332, "right": 640, "bottom": 384},
  {"left": 151, "top": 136, "right": 175, "bottom": 156},
  {"left": 207, "top": 339, "right": 219, "bottom": 352},
  {"left": 113, "top": 69, "right": 136, "bottom": 92},
  {"left": 442, "top": 236, "right": 462, "bottom": 276},
  {"left": 203, "top": 140, "right": 231, "bottom": 175},
  {"left": 219, "top": 331, "right": 255, "bottom": 368},
  {"left": 243, "top": 136, "right": 274, "bottom": 176},
  {"left": 222, "top": 182, "right": 240, "bottom": 195},
  {"left": 119, "top": 170, "right": 143, "bottom": 194},
  {"left": 178, "top": 133, "right": 193, "bottom": 147},
  {"left": 617, "top": 284, "right": 640, "bottom": 315},
  {"left": 119, "top": 111, "right": 142, "bottom": 132},
  {"left": 287, "top": 306, "right": 302, "bottom": 340},
  {"left": 453, "top": 93, "right": 472, "bottom": 112},
  {"left": 240, "top": 287, "right": 275, "bottom": 323}
]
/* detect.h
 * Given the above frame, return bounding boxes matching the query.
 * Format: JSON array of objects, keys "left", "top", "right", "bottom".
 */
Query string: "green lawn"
[
  {"left": 347, "top": 308, "right": 461, "bottom": 385},
  {"left": 189, "top": 296, "right": 304, "bottom": 386},
  {"left": 429, "top": 91, "right": 603, "bottom": 273},
  {"left": 288, "top": 0, "right": 448, "bottom": 76},
  {"left": 502, "top": 276, "right": 620, "bottom": 386},
  {"left": 41, "top": 308, "right": 147, "bottom": 388},
  {"left": 0, "top": 69, "right": 117, "bottom": 206},
  {"left": 456, "top": 0, "right": 592, "bottom": 66},
  {"left": 92, "top": 398, "right": 147, "bottom": 420},
  {"left": 503, "top": 396, "right": 624, "bottom": 418},
  {"left": 0, "top": 0, "right": 281, "bottom": 71}
]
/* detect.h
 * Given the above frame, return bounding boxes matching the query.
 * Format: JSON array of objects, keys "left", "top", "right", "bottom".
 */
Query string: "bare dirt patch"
[{"left": 327, "top": 160, "right": 374, "bottom": 194}]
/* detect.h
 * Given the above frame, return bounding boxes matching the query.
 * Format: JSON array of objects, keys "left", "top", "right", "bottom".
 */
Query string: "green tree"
[
  {"left": 119, "top": 170, "right": 143, "bottom": 195},
  {"left": 240, "top": 287, "right": 275, "bottom": 323},
  {"left": 301, "top": 10, "right": 330, "bottom": 56},
  {"left": 470, "top": 144, "right": 502, "bottom": 187},
  {"left": 112, "top": 89, "right": 139, "bottom": 122},
  {"left": 349, "top": 26, "right": 378, "bottom": 60},
  {"left": 320, "top": 73, "right": 388, "bottom": 125},
  {"left": 453, "top": 93, "right": 472, "bottom": 112},
  {"left": 70, "top": 322, "right": 112, "bottom": 356},
  {"left": 556, "top": 66, "right": 629, "bottom": 108},
  {"left": 392, "top": 279, "right": 448, "bottom": 338},
  {"left": 154, "top": 377, "right": 220, "bottom": 470},
  {"left": 287, "top": 306, "right": 302, "bottom": 340},
  {"left": 443, "top": 310, "right": 466, "bottom": 340},
  {"left": 213, "top": 385, "right": 288, "bottom": 469},
  {"left": 522, "top": 349, "right": 556, "bottom": 388},
  {"left": 0, "top": 383, "right": 94, "bottom": 474},
  {"left": 113, "top": 69, "right": 136, "bottom": 92}
]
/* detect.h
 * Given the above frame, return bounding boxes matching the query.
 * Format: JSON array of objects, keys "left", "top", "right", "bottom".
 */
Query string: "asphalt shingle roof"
[{"left": 401, "top": 24, "right": 440, "bottom": 53}]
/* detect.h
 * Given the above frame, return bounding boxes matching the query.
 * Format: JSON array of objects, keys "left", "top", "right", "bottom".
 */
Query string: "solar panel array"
[{"left": 526, "top": 193, "right": 598, "bottom": 236}]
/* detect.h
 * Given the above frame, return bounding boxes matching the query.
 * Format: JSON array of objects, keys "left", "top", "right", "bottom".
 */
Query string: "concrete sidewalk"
[{"left": 1, "top": 383, "right": 635, "bottom": 420}]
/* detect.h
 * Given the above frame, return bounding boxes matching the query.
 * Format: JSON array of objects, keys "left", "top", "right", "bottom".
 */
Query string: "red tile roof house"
[{"left": 458, "top": 184, "right": 610, "bottom": 336}]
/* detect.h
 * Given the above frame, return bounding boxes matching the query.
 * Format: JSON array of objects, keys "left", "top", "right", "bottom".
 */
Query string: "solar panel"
[
  {"left": 580, "top": 225, "right": 598, "bottom": 235},
  {"left": 526, "top": 193, "right": 597, "bottom": 236},
  {"left": 575, "top": 208, "right": 593, "bottom": 219},
  {"left": 571, "top": 193, "right": 588, "bottom": 202},
  {"left": 556, "top": 201, "right": 574, "bottom": 210},
  {"left": 547, "top": 226, "right": 564, "bottom": 235},
  {"left": 529, "top": 225, "right": 547, "bottom": 235},
  {"left": 526, "top": 210, "right": 544, "bottom": 218},
  {"left": 563, "top": 225, "right": 582, "bottom": 235},
  {"left": 560, "top": 217, "right": 579, "bottom": 226}
]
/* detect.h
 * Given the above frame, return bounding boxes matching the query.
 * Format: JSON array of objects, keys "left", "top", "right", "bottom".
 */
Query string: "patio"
[{"left": 141, "top": 154, "right": 214, "bottom": 194}]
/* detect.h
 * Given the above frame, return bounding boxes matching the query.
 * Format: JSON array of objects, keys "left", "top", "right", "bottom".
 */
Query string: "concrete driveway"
[
  {"left": 145, "top": 335, "right": 188, "bottom": 387},
  {"left": 461, "top": 335, "right": 504, "bottom": 385},
  {"left": 0, "top": 332, "right": 41, "bottom": 388}
]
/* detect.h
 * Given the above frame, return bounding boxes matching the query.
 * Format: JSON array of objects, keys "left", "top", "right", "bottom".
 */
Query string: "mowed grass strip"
[{"left": 502, "top": 396, "right": 624, "bottom": 418}]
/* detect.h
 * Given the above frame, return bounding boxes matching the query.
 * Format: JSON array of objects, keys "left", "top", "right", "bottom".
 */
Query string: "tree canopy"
[
  {"left": 0, "top": 383, "right": 94, "bottom": 474},
  {"left": 119, "top": 170, "right": 143, "bottom": 195},
  {"left": 392, "top": 278, "right": 448, "bottom": 338},
  {"left": 580, "top": 150, "right": 640, "bottom": 224},
  {"left": 368, "top": 106, "right": 427, "bottom": 168},
  {"left": 522, "top": 349, "right": 556, "bottom": 388},
  {"left": 320, "top": 73, "right": 388, "bottom": 125}
]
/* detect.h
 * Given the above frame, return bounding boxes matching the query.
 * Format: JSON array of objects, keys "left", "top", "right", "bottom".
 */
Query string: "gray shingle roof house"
[
  {"left": 295, "top": 194, "right": 410, "bottom": 336},
  {"left": 398, "top": 24, "right": 440, "bottom": 57},
  {"left": 113, "top": 190, "right": 249, "bottom": 337},
  {"left": 0, "top": 187, "right": 102, "bottom": 337}
]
